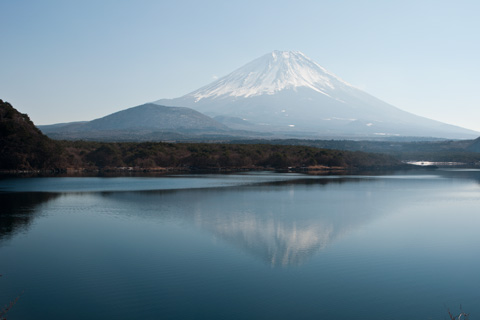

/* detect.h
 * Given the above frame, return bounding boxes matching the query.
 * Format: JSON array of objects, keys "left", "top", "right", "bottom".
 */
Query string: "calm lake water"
[{"left": 1, "top": 170, "right": 479, "bottom": 319}]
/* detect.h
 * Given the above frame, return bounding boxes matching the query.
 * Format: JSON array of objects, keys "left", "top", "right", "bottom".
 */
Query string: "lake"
[{"left": 1, "top": 170, "right": 479, "bottom": 319}]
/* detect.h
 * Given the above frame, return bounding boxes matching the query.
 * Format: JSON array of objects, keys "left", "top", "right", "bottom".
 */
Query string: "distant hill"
[
  {"left": 467, "top": 137, "right": 480, "bottom": 152},
  {"left": 39, "top": 103, "right": 233, "bottom": 141},
  {"left": 0, "top": 99, "right": 62, "bottom": 170}
]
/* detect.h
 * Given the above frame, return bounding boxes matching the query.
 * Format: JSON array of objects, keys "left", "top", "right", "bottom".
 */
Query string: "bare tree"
[
  {"left": 0, "top": 275, "right": 22, "bottom": 320},
  {"left": 447, "top": 304, "right": 470, "bottom": 320}
]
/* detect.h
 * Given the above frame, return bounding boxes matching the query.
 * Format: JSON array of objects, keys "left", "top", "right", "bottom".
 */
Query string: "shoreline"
[{"left": 0, "top": 163, "right": 431, "bottom": 177}]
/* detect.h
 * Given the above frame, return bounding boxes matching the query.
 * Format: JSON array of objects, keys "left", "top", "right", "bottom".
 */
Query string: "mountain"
[
  {"left": 467, "top": 136, "right": 480, "bottom": 152},
  {"left": 39, "top": 103, "right": 233, "bottom": 141},
  {"left": 155, "top": 50, "right": 478, "bottom": 139},
  {"left": 0, "top": 99, "right": 62, "bottom": 170}
]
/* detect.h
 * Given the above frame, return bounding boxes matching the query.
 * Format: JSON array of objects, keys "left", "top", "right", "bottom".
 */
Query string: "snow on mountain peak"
[{"left": 190, "top": 50, "right": 353, "bottom": 102}]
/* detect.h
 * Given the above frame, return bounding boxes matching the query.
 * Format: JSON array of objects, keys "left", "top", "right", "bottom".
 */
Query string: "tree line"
[{"left": 55, "top": 140, "right": 402, "bottom": 171}]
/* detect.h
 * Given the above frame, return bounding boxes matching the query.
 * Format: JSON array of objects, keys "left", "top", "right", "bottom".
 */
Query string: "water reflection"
[
  {"left": 193, "top": 208, "right": 336, "bottom": 266},
  {"left": 436, "top": 168, "right": 480, "bottom": 184},
  {"left": 2, "top": 170, "right": 477, "bottom": 266},
  {"left": 1, "top": 172, "right": 479, "bottom": 319},
  {"left": 0, "top": 192, "right": 59, "bottom": 243},
  {"left": 101, "top": 177, "right": 386, "bottom": 266}
]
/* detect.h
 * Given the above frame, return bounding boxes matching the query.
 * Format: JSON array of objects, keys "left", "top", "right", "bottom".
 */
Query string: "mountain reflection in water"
[
  {"left": 194, "top": 209, "right": 335, "bottom": 266},
  {"left": 99, "top": 177, "right": 387, "bottom": 266},
  {"left": 1, "top": 172, "right": 480, "bottom": 319},
  {"left": 2, "top": 171, "right": 469, "bottom": 266}
]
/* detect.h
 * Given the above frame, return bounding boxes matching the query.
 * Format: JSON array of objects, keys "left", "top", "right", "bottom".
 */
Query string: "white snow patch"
[
  {"left": 190, "top": 50, "right": 355, "bottom": 101},
  {"left": 374, "top": 133, "right": 400, "bottom": 136}
]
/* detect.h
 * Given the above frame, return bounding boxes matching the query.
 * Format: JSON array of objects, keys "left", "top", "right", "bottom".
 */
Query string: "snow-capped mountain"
[
  {"left": 155, "top": 51, "right": 478, "bottom": 139},
  {"left": 190, "top": 50, "right": 350, "bottom": 100}
]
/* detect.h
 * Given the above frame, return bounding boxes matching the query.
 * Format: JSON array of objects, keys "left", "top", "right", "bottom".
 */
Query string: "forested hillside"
[
  {"left": 0, "top": 99, "right": 63, "bottom": 170},
  {"left": 59, "top": 140, "right": 402, "bottom": 171}
]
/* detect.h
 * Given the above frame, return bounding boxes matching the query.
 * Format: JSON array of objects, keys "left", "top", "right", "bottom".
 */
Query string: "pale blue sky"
[{"left": 1, "top": 0, "right": 479, "bottom": 132}]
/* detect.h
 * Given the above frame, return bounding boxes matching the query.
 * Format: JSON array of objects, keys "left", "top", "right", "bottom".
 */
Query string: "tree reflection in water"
[{"left": 0, "top": 192, "right": 59, "bottom": 244}]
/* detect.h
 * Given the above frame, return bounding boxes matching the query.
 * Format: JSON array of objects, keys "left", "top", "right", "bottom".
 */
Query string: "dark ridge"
[
  {"left": 38, "top": 103, "right": 231, "bottom": 141},
  {"left": 0, "top": 99, "right": 63, "bottom": 170}
]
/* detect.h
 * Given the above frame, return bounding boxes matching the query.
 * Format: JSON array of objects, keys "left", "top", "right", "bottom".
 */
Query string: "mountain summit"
[
  {"left": 190, "top": 50, "right": 351, "bottom": 100},
  {"left": 155, "top": 51, "right": 478, "bottom": 139}
]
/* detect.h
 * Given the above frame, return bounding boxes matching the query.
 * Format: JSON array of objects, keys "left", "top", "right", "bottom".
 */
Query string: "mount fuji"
[{"left": 155, "top": 51, "right": 478, "bottom": 139}]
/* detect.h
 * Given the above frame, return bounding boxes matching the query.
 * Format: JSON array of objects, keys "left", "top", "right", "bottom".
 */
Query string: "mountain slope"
[
  {"left": 39, "top": 103, "right": 232, "bottom": 140},
  {"left": 188, "top": 50, "right": 351, "bottom": 99},
  {"left": 86, "top": 103, "right": 229, "bottom": 131},
  {"left": 155, "top": 51, "right": 478, "bottom": 139},
  {"left": 467, "top": 137, "right": 480, "bottom": 152},
  {"left": 0, "top": 99, "right": 62, "bottom": 170}
]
